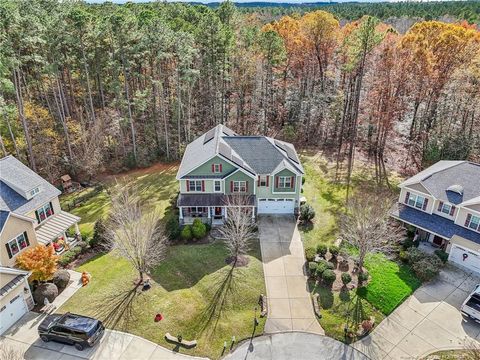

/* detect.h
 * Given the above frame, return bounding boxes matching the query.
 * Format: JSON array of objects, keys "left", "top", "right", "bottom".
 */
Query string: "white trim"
[
  {"left": 220, "top": 163, "right": 256, "bottom": 180},
  {"left": 213, "top": 180, "right": 222, "bottom": 193},
  {"left": 176, "top": 154, "right": 219, "bottom": 180},
  {"left": 5, "top": 232, "right": 30, "bottom": 261}
]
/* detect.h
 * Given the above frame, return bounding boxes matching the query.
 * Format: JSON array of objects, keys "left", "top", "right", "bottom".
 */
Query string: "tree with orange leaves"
[{"left": 16, "top": 245, "right": 58, "bottom": 282}]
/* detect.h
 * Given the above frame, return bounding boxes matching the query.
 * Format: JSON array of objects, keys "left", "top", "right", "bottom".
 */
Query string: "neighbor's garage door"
[
  {"left": 0, "top": 294, "right": 28, "bottom": 335},
  {"left": 449, "top": 244, "right": 480, "bottom": 274},
  {"left": 257, "top": 198, "right": 295, "bottom": 214}
]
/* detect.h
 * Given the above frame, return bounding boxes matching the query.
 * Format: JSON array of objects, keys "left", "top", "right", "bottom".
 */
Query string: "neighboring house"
[
  {"left": 0, "top": 156, "right": 81, "bottom": 267},
  {"left": 391, "top": 160, "right": 480, "bottom": 273},
  {"left": 176, "top": 125, "right": 304, "bottom": 225},
  {"left": 0, "top": 266, "right": 34, "bottom": 335}
]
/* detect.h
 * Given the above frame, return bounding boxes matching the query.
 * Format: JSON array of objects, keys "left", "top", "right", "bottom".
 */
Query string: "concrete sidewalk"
[
  {"left": 258, "top": 215, "right": 324, "bottom": 335},
  {"left": 353, "top": 265, "right": 480, "bottom": 359}
]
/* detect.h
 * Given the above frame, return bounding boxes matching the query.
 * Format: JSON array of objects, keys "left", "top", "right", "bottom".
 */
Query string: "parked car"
[
  {"left": 38, "top": 312, "right": 104, "bottom": 350},
  {"left": 461, "top": 285, "right": 480, "bottom": 323}
]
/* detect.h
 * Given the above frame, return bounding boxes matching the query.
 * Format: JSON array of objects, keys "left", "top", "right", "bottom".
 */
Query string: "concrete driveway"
[
  {"left": 0, "top": 311, "right": 206, "bottom": 360},
  {"left": 258, "top": 215, "right": 323, "bottom": 335},
  {"left": 353, "top": 265, "right": 480, "bottom": 359},
  {"left": 224, "top": 332, "right": 369, "bottom": 360}
]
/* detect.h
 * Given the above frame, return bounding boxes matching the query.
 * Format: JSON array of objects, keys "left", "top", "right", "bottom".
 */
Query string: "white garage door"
[
  {"left": 257, "top": 198, "right": 295, "bottom": 214},
  {"left": 0, "top": 294, "right": 27, "bottom": 335},
  {"left": 449, "top": 245, "right": 480, "bottom": 274}
]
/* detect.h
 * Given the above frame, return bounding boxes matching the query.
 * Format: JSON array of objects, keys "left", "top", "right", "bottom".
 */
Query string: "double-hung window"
[
  {"left": 279, "top": 176, "right": 292, "bottom": 188},
  {"left": 6, "top": 232, "right": 30, "bottom": 259},
  {"left": 466, "top": 214, "right": 480, "bottom": 232},
  {"left": 213, "top": 164, "right": 222, "bottom": 173},
  {"left": 214, "top": 180, "right": 221, "bottom": 192},
  {"left": 36, "top": 202, "right": 54, "bottom": 223},
  {"left": 438, "top": 202, "right": 455, "bottom": 216},
  {"left": 407, "top": 193, "right": 426, "bottom": 209},
  {"left": 233, "top": 181, "right": 246, "bottom": 193},
  {"left": 259, "top": 176, "right": 267, "bottom": 187},
  {"left": 188, "top": 180, "right": 203, "bottom": 192}
]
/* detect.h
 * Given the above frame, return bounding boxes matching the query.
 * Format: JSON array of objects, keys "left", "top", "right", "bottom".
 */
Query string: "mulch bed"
[
  {"left": 318, "top": 253, "right": 368, "bottom": 291},
  {"left": 225, "top": 255, "right": 250, "bottom": 267},
  {"left": 62, "top": 249, "right": 102, "bottom": 269}
]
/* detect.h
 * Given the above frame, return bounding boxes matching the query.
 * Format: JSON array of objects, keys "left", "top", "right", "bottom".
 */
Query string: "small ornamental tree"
[{"left": 16, "top": 245, "right": 58, "bottom": 282}]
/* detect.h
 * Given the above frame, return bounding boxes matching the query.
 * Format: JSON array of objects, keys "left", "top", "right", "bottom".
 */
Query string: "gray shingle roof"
[
  {"left": 391, "top": 203, "right": 480, "bottom": 244},
  {"left": 177, "top": 193, "right": 255, "bottom": 207},
  {"left": 0, "top": 156, "right": 61, "bottom": 215},
  {"left": 176, "top": 125, "right": 304, "bottom": 179},
  {"left": 0, "top": 210, "right": 9, "bottom": 234}
]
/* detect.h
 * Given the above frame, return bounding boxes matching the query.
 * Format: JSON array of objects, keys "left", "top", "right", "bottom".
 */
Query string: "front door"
[{"left": 214, "top": 207, "right": 222, "bottom": 218}]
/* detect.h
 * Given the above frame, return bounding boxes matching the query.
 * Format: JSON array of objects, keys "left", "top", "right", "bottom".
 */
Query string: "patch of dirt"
[
  {"left": 96, "top": 161, "right": 179, "bottom": 183},
  {"left": 320, "top": 253, "right": 368, "bottom": 292},
  {"left": 225, "top": 255, "right": 250, "bottom": 267}
]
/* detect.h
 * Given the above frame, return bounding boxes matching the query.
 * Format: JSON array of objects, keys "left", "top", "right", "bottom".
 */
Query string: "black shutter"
[
  {"left": 422, "top": 198, "right": 429, "bottom": 211},
  {"left": 437, "top": 201, "right": 444, "bottom": 212},
  {"left": 5, "top": 243, "right": 12, "bottom": 259},
  {"left": 49, "top": 202, "right": 54, "bottom": 215},
  {"left": 450, "top": 206, "right": 456, "bottom": 216},
  {"left": 24, "top": 231, "right": 30, "bottom": 247},
  {"left": 404, "top": 191, "right": 410, "bottom": 204},
  {"left": 35, "top": 210, "right": 40, "bottom": 223},
  {"left": 465, "top": 214, "right": 472, "bottom": 227}
]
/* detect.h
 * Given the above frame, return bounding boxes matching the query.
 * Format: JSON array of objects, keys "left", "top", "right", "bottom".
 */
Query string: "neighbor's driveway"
[
  {"left": 353, "top": 265, "right": 480, "bottom": 359},
  {"left": 258, "top": 215, "right": 324, "bottom": 335}
]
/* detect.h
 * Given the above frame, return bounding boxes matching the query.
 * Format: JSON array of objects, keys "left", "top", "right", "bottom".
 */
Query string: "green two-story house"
[{"left": 176, "top": 125, "right": 304, "bottom": 225}]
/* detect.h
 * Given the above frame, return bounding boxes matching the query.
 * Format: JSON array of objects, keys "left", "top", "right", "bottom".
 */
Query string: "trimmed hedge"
[
  {"left": 316, "top": 244, "right": 328, "bottom": 257},
  {"left": 305, "top": 247, "right": 316, "bottom": 262}
]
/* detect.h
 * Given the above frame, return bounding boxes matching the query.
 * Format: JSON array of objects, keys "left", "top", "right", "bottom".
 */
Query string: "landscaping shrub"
[
  {"left": 326, "top": 261, "right": 335, "bottom": 270},
  {"left": 322, "top": 269, "right": 336, "bottom": 285},
  {"left": 299, "top": 204, "right": 315, "bottom": 223},
  {"left": 33, "top": 283, "right": 58, "bottom": 304},
  {"left": 316, "top": 260, "right": 329, "bottom": 277},
  {"left": 405, "top": 247, "right": 425, "bottom": 264},
  {"left": 305, "top": 247, "right": 316, "bottom": 262},
  {"left": 434, "top": 249, "right": 448, "bottom": 263},
  {"left": 358, "top": 271, "right": 369, "bottom": 283},
  {"left": 302, "top": 177, "right": 306, "bottom": 185},
  {"left": 181, "top": 225, "right": 193, "bottom": 241},
  {"left": 402, "top": 237, "right": 414, "bottom": 250},
  {"left": 399, "top": 250, "right": 409, "bottom": 263},
  {"left": 191, "top": 219, "right": 207, "bottom": 239},
  {"left": 165, "top": 216, "right": 181, "bottom": 241},
  {"left": 412, "top": 255, "right": 443, "bottom": 282},
  {"left": 91, "top": 218, "right": 108, "bottom": 248},
  {"left": 329, "top": 245, "right": 339, "bottom": 258},
  {"left": 316, "top": 243, "right": 328, "bottom": 257},
  {"left": 308, "top": 262, "right": 318, "bottom": 276},
  {"left": 52, "top": 270, "right": 70, "bottom": 289},
  {"left": 77, "top": 241, "right": 89, "bottom": 254},
  {"left": 341, "top": 272, "right": 352, "bottom": 286}
]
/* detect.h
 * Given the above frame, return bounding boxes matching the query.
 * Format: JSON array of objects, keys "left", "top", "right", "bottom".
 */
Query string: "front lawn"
[
  {"left": 362, "top": 253, "right": 421, "bottom": 315},
  {"left": 60, "top": 241, "right": 265, "bottom": 359}
]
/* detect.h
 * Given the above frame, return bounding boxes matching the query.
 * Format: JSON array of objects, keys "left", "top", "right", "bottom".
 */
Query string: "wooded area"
[{"left": 1, "top": 0, "right": 479, "bottom": 185}]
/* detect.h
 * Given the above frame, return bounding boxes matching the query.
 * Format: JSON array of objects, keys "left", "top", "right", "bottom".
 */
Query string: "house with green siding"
[{"left": 176, "top": 125, "right": 304, "bottom": 225}]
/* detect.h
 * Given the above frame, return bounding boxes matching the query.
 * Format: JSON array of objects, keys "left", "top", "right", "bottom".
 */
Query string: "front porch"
[{"left": 35, "top": 211, "right": 81, "bottom": 254}]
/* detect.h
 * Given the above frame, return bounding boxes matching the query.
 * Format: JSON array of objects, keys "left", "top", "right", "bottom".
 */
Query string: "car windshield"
[
  {"left": 58, "top": 314, "right": 98, "bottom": 334},
  {"left": 466, "top": 295, "right": 480, "bottom": 312}
]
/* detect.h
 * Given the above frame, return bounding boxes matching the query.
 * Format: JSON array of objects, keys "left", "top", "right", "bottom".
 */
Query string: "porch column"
[
  {"left": 74, "top": 223, "right": 80, "bottom": 235},
  {"left": 251, "top": 206, "right": 255, "bottom": 220},
  {"left": 208, "top": 207, "right": 211, "bottom": 219},
  {"left": 224, "top": 207, "right": 228, "bottom": 219},
  {"left": 179, "top": 207, "right": 184, "bottom": 220}
]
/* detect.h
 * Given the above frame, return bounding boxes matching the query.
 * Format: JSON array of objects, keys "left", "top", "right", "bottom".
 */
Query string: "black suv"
[{"left": 38, "top": 312, "right": 104, "bottom": 351}]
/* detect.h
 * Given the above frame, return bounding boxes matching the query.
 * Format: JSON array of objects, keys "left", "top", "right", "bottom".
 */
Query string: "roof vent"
[{"left": 447, "top": 184, "right": 464, "bottom": 195}]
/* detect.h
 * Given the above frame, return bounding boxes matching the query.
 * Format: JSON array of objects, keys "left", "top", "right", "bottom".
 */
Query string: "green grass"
[
  {"left": 311, "top": 282, "right": 385, "bottom": 342},
  {"left": 60, "top": 242, "right": 265, "bottom": 359},
  {"left": 60, "top": 164, "right": 178, "bottom": 236},
  {"left": 362, "top": 253, "right": 421, "bottom": 315}
]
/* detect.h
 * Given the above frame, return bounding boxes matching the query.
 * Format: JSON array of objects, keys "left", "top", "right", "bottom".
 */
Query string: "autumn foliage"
[{"left": 16, "top": 245, "right": 58, "bottom": 282}]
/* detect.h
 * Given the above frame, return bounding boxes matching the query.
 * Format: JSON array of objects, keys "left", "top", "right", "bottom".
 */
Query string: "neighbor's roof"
[
  {"left": 391, "top": 203, "right": 480, "bottom": 245},
  {"left": 400, "top": 161, "right": 480, "bottom": 205},
  {"left": 176, "top": 125, "right": 303, "bottom": 179},
  {"left": 0, "top": 156, "right": 61, "bottom": 215}
]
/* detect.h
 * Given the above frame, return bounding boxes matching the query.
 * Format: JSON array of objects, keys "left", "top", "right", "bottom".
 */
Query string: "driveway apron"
[{"left": 258, "top": 215, "right": 324, "bottom": 335}]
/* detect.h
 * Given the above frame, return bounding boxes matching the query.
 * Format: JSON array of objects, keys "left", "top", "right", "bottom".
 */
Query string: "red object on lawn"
[{"left": 154, "top": 314, "right": 163, "bottom": 322}]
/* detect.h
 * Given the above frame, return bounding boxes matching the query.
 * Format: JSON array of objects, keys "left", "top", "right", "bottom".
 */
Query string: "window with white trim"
[
  {"left": 233, "top": 181, "right": 246, "bottom": 193},
  {"left": 213, "top": 164, "right": 221, "bottom": 173},
  {"left": 279, "top": 176, "right": 292, "bottom": 188},
  {"left": 439, "top": 202, "right": 452, "bottom": 215},
  {"left": 214, "top": 180, "right": 221, "bottom": 192},
  {"left": 407, "top": 193, "right": 426, "bottom": 209},
  {"left": 30, "top": 187, "right": 40, "bottom": 197},
  {"left": 188, "top": 180, "right": 202, "bottom": 192},
  {"left": 259, "top": 176, "right": 267, "bottom": 187},
  {"left": 6, "top": 232, "right": 29, "bottom": 258},
  {"left": 467, "top": 214, "right": 480, "bottom": 232},
  {"left": 36, "top": 202, "right": 54, "bottom": 223}
]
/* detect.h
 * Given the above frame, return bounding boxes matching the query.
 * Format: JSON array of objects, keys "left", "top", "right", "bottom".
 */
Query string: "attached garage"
[
  {"left": 449, "top": 244, "right": 480, "bottom": 274},
  {"left": 257, "top": 198, "right": 295, "bottom": 214},
  {"left": 0, "top": 267, "right": 33, "bottom": 335}
]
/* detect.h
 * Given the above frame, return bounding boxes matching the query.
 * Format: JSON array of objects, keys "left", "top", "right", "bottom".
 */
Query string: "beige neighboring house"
[
  {"left": 0, "top": 155, "right": 81, "bottom": 268},
  {"left": 0, "top": 266, "right": 34, "bottom": 335},
  {"left": 391, "top": 160, "right": 480, "bottom": 273}
]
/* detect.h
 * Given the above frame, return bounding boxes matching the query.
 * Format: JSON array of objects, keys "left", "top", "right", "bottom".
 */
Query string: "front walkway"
[
  {"left": 258, "top": 215, "right": 324, "bottom": 335},
  {"left": 224, "top": 332, "right": 368, "bottom": 360},
  {"left": 353, "top": 265, "right": 480, "bottom": 359},
  {"left": 1, "top": 270, "right": 206, "bottom": 360}
]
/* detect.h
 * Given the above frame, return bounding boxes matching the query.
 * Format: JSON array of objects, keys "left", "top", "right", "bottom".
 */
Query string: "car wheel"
[
  {"left": 74, "top": 343, "right": 84, "bottom": 351},
  {"left": 40, "top": 335, "right": 49, "bottom": 342}
]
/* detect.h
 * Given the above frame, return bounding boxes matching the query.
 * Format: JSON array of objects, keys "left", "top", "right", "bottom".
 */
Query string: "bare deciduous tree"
[
  {"left": 105, "top": 184, "right": 167, "bottom": 283},
  {"left": 340, "top": 190, "right": 402, "bottom": 273},
  {"left": 0, "top": 343, "right": 24, "bottom": 360},
  {"left": 217, "top": 195, "right": 257, "bottom": 267}
]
